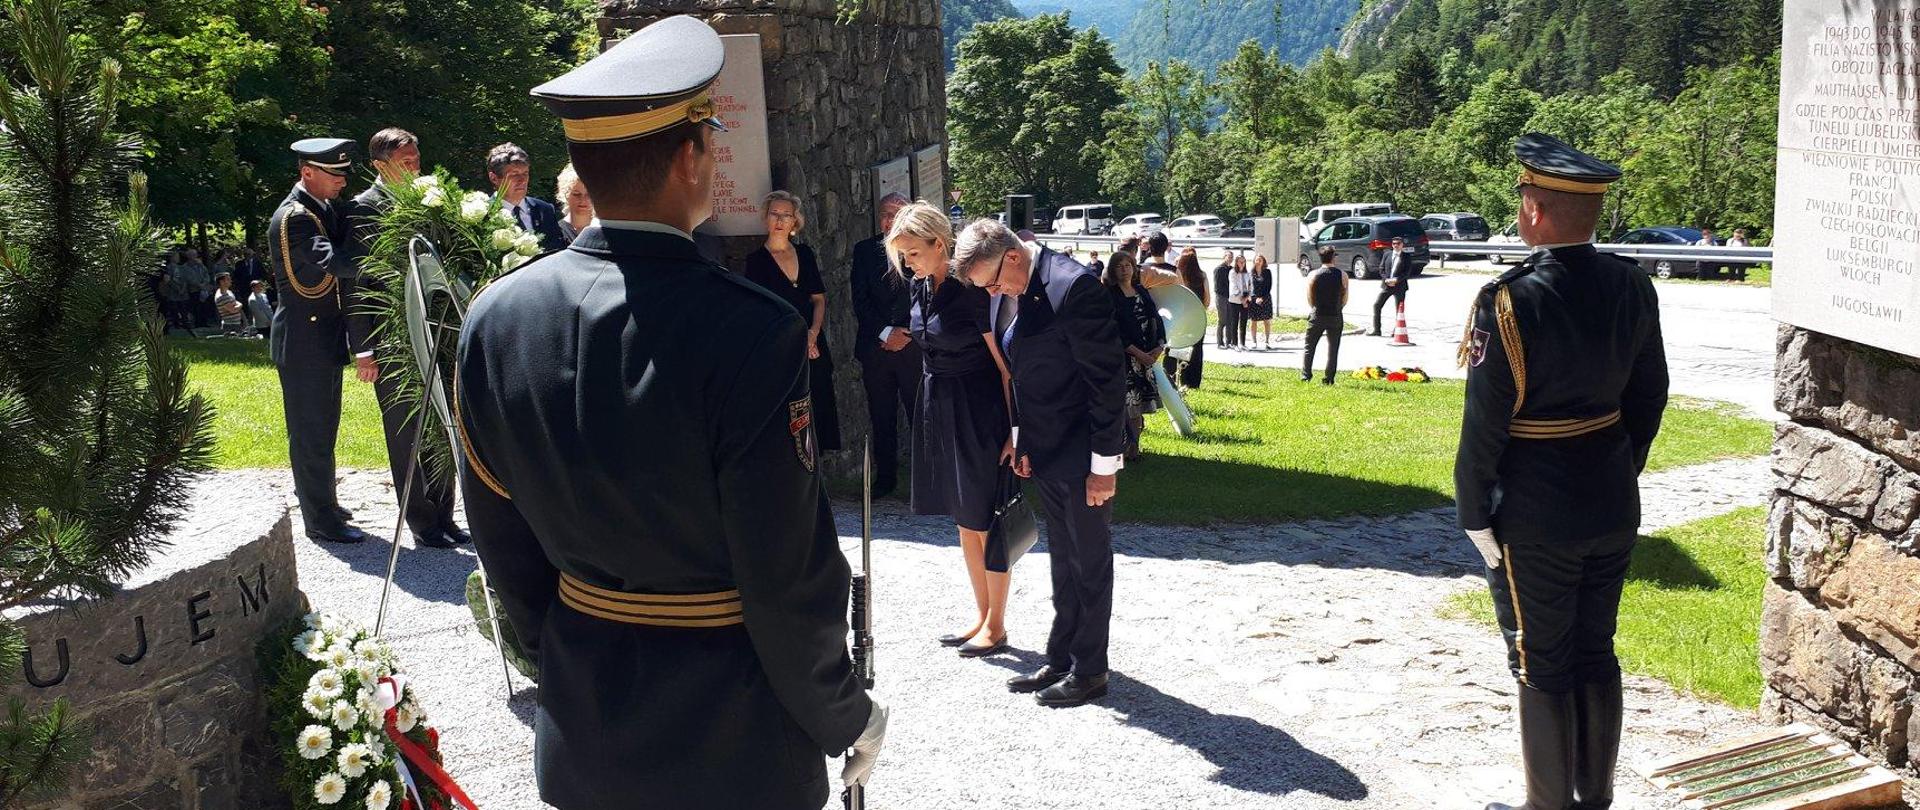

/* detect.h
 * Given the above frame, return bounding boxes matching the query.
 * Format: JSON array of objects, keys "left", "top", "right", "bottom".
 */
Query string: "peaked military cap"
[
  {"left": 530, "top": 15, "right": 729, "bottom": 144},
  {"left": 1514, "top": 133, "right": 1621, "bottom": 195},
  {"left": 291, "top": 137, "right": 356, "bottom": 176}
]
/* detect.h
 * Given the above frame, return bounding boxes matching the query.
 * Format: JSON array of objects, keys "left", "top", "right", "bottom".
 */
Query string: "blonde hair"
[
  {"left": 884, "top": 201, "right": 953, "bottom": 277},
  {"left": 765, "top": 190, "right": 805, "bottom": 234},
  {"left": 556, "top": 163, "right": 585, "bottom": 206}
]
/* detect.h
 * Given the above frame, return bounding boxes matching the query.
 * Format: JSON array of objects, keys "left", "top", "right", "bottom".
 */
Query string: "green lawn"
[
  {"left": 175, "top": 340, "right": 1772, "bottom": 527},
  {"left": 1117, "top": 364, "right": 1771, "bottom": 524},
  {"left": 1440, "top": 507, "right": 1767, "bottom": 708}
]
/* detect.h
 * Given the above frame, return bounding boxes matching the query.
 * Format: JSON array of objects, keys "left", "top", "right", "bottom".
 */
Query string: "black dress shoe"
[
  {"left": 937, "top": 633, "right": 970, "bottom": 647},
  {"left": 1036, "top": 673, "right": 1109, "bottom": 707},
  {"left": 441, "top": 525, "right": 473, "bottom": 545},
  {"left": 414, "top": 530, "right": 459, "bottom": 549},
  {"left": 307, "top": 525, "right": 369, "bottom": 544},
  {"left": 957, "top": 637, "right": 1008, "bottom": 658},
  {"left": 1006, "top": 665, "right": 1069, "bottom": 694}
]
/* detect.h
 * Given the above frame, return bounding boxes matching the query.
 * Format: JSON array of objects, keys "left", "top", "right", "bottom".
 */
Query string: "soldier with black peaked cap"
[
  {"left": 269, "top": 137, "right": 370, "bottom": 544},
  {"left": 453, "top": 16, "right": 887, "bottom": 810},
  {"left": 1456, "top": 133, "right": 1668, "bottom": 810}
]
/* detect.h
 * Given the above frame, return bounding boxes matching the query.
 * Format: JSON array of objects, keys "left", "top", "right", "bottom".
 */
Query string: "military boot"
[
  {"left": 1486, "top": 684, "right": 1577, "bottom": 810},
  {"left": 1571, "top": 672, "right": 1623, "bottom": 809}
]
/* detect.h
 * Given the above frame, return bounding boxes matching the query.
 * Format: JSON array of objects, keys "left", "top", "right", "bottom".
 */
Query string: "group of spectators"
[{"left": 152, "top": 246, "right": 274, "bottom": 338}]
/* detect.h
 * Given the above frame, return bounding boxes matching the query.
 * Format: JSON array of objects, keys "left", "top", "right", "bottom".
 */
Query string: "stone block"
[
  {"left": 86, "top": 780, "right": 182, "bottom": 810},
  {"left": 1761, "top": 584, "right": 1865, "bottom": 726},
  {"left": 1778, "top": 326, "right": 1920, "bottom": 473},
  {"left": 1773, "top": 422, "right": 1920, "bottom": 534},
  {"left": 1770, "top": 495, "right": 1860, "bottom": 590},
  {"left": 158, "top": 665, "right": 255, "bottom": 761},
  {"left": 1862, "top": 655, "right": 1913, "bottom": 766},
  {"left": 1819, "top": 532, "right": 1920, "bottom": 672},
  {"left": 76, "top": 696, "right": 158, "bottom": 795}
]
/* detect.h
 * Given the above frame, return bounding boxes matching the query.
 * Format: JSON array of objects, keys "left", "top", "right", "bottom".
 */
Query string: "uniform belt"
[
  {"left": 1508, "top": 411, "right": 1621, "bottom": 439},
  {"left": 556, "top": 573, "right": 745, "bottom": 628}
]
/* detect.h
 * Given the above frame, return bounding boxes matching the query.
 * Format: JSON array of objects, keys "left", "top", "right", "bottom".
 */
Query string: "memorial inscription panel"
[{"left": 1775, "top": 0, "right": 1920, "bottom": 357}]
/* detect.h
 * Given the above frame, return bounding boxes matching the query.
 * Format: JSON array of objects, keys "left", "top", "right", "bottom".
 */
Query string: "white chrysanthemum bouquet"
[{"left": 266, "top": 612, "right": 471, "bottom": 810}]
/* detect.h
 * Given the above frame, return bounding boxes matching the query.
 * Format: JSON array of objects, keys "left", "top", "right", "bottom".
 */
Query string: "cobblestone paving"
[{"left": 264, "top": 455, "right": 1775, "bottom": 809}]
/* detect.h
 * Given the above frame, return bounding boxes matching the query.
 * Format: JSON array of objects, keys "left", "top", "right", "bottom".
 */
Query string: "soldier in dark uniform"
[
  {"left": 452, "top": 16, "right": 886, "bottom": 810},
  {"left": 344, "top": 128, "right": 469, "bottom": 550},
  {"left": 1456, "top": 133, "right": 1669, "bottom": 810},
  {"left": 269, "top": 138, "right": 369, "bottom": 544}
]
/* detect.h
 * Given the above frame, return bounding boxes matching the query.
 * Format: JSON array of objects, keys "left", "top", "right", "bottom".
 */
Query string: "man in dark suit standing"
[
  {"left": 1212, "top": 253, "right": 1235, "bottom": 347},
  {"left": 1369, "top": 236, "right": 1415, "bottom": 336},
  {"left": 848, "top": 191, "right": 917, "bottom": 496},
  {"left": 487, "top": 143, "right": 569, "bottom": 251},
  {"left": 345, "top": 127, "right": 469, "bottom": 550},
  {"left": 958, "top": 219, "right": 1126, "bottom": 708},
  {"left": 268, "top": 137, "right": 369, "bottom": 544}
]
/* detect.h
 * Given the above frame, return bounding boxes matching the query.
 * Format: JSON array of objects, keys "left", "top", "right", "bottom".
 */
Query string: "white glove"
[
  {"left": 1466, "top": 528, "right": 1502, "bottom": 569},
  {"left": 841, "top": 698, "right": 889, "bottom": 787}
]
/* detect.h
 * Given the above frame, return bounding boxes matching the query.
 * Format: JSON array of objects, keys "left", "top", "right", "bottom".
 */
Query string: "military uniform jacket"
[
  {"left": 1454, "top": 244, "right": 1669, "bottom": 542},
  {"left": 268, "top": 185, "right": 356, "bottom": 368},
  {"left": 454, "top": 225, "right": 871, "bottom": 810}
]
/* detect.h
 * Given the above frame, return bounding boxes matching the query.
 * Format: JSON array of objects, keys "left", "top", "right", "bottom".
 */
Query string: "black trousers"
[
  {"left": 1035, "top": 476, "right": 1113, "bottom": 677},
  {"left": 1485, "top": 529, "right": 1636, "bottom": 693},
  {"left": 1303, "top": 315, "right": 1342, "bottom": 381},
  {"left": 1371, "top": 285, "right": 1406, "bottom": 333},
  {"left": 859, "top": 343, "right": 920, "bottom": 487},
  {"left": 277, "top": 364, "right": 347, "bottom": 535},
  {"left": 1216, "top": 301, "right": 1241, "bottom": 346},
  {"left": 373, "top": 368, "right": 456, "bottom": 536}
]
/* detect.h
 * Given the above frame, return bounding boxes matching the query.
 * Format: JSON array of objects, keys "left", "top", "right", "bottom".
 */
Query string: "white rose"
[
  {"left": 422, "top": 187, "right": 447, "bottom": 208},
  {"left": 330, "top": 700, "right": 358, "bottom": 731},
  {"left": 314, "top": 772, "right": 348, "bottom": 805},
  {"left": 489, "top": 228, "right": 518, "bottom": 251},
  {"left": 336, "top": 742, "right": 379, "bottom": 778},
  {"left": 459, "top": 192, "right": 491, "bottom": 223},
  {"left": 498, "top": 207, "right": 517, "bottom": 225},
  {"left": 366, "top": 779, "right": 393, "bottom": 810},
  {"left": 297, "top": 725, "right": 333, "bottom": 760},
  {"left": 411, "top": 174, "right": 440, "bottom": 191},
  {"left": 309, "top": 669, "right": 344, "bottom": 699},
  {"left": 302, "top": 688, "right": 332, "bottom": 719},
  {"left": 501, "top": 252, "right": 531, "bottom": 272},
  {"left": 512, "top": 232, "right": 541, "bottom": 256},
  {"left": 393, "top": 703, "right": 419, "bottom": 734}
]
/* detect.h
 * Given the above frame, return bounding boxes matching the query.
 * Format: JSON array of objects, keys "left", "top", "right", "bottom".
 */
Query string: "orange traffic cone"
[{"left": 1389, "top": 301, "right": 1415, "bottom": 347}]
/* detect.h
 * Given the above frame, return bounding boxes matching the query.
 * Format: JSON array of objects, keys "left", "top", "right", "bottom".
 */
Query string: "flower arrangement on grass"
[{"left": 264, "top": 612, "right": 473, "bottom": 810}]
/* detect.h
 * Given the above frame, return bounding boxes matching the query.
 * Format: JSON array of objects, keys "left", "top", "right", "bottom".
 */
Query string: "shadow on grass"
[
  {"left": 979, "top": 649, "right": 1370, "bottom": 800},
  {"left": 1118, "top": 453, "right": 1451, "bottom": 526},
  {"left": 1629, "top": 534, "right": 1720, "bottom": 590}
]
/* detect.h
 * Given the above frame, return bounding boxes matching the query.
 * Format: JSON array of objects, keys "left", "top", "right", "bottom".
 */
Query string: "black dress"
[
  {"left": 743, "top": 244, "right": 842, "bottom": 451},
  {"left": 909, "top": 276, "right": 1009, "bottom": 532},
  {"left": 1248, "top": 270, "right": 1275, "bottom": 320},
  {"left": 1110, "top": 286, "right": 1163, "bottom": 413}
]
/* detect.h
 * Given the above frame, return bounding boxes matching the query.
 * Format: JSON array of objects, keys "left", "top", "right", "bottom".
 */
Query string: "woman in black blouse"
[
  {"left": 1101, "top": 251, "right": 1165, "bottom": 460},
  {"left": 890, "top": 202, "right": 1016, "bottom": 658},
  {"left": 1247, "top": 254, "right": 1276, "bottom": 349},
  {"left": 741, "top": 190, "right": 842, "bottom": 451}
]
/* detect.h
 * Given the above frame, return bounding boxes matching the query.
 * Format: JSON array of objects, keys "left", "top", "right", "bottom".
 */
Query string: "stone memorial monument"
[
  {"left": 1766, "top": 0, "right": 1920, "bottom": 790},
  {"left": 598, "top": 0, "right": 949, "bottom": 472}
]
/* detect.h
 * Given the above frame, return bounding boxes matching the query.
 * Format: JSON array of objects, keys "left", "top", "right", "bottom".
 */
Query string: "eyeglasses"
[
  {"left": 977, "top": 251, "right": 1016, "bottom": 291},
  {"left": 767, "top": 212, "right": 798, "bottom": 222}
]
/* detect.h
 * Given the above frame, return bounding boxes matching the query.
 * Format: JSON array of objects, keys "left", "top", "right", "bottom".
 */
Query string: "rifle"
[{"left": 844, "top": 441, "right": 875, "bottom": 810}]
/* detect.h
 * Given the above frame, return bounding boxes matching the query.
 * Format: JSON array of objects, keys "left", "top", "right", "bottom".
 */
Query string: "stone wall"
[
  {"left": 599, "top": 0, "right": 949, "bottom": 476},
  {"left": 6, "top": 509, "right": 303, "bottom": 810},
  {"left": 1763, "top": 324, "right": 1920, "bottom": 778}
]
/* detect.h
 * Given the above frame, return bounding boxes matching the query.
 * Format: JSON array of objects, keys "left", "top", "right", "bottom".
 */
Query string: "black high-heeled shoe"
[{"left": 957, "top": 636, "right": 1009, "bottom": 658}]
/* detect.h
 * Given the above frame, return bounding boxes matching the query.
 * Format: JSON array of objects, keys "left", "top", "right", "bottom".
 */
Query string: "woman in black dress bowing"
[
  {"left": 888, "top": 202, "right": 1015, "bottom": 658},
  {"left": 742, "top": 190, "right": 841, "bottom": 451}
]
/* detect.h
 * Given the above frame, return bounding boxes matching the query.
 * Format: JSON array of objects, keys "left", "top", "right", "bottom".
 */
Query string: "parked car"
[
  {"left": 1052, "top": 203, "right": 1115, "bottom": 235},
  {"left": 1114, "top": 213, "right": 1165, "bottom": 239},
  {"left": 1302, "top": 202, "right": 1393, "bottom": 234},
  {"left": 1615, "top": 226, "right": 1708, "bottom": 278},
  {"left": 1222, "top": 218, "right": 1256, "bottom": 239},
  {"left": 1488, "top": 221, "right": 1525, "bottom": 264},
  {"left": 1163, "top": 214, "right": 1226, "bottom": 240},
  {"left": 1420, "top": 212, "right": 1491, "bottom": 243},
  {"left": 1297, "top": 215, "right": 1431, "bottom": 279}
]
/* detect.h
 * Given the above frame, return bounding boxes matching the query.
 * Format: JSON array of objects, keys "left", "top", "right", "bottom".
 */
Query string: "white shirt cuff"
[
  {"left": 354, "top": 351, "right": 374, "bottom": 359},
  {"left": 1010, "top": 427, "right": 1019, "bottom": 447},
  {"left": 1090, "top": 453, "right": 1123, "bottom": 475},
  {"left": 879, "top": 326, "right": 894, "bottom": 342}
]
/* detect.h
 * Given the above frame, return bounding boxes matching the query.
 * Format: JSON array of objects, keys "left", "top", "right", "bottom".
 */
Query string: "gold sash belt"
[
  {"left": 557, "top": 573, "right": 744, "bottom": 628},
  {"left": 1509, "top": 411, "right": 1621, "bottom": 440}
]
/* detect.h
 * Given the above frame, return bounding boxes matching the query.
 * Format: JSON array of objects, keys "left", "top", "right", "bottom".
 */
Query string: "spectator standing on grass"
[
  {"left": 246, "top": 280, "right": 273, "bottom": 339},
  {"left": 1247, "top": 254, "right": 1275, "bottom": 350},
  {"left": 1230, "top": 252, "right": 1253, "bottom": 348},
  {"left": 159, "top": 261, "right": 192, "bottom": 333},
  {"left": 1212, "top": 252, "right": 1235, "bottom": 348},
  {"left": 1101, "top": 251, "right": 1164, "bottom": 461},
  {"left": 1087, "top": 251, "right": 1104, "bottom": 276},
  {"left": 1303, "top": 246, "right": 1347, "bottom": 384},
  {"left": 175, "top": 249, "right": 212, "bottom": 327},
  {"left": 214, "top": 272, "right": 244, "bottom": 336},
  {"left": 1167, "top": 248, "right": 1210, "bottom": 390}
]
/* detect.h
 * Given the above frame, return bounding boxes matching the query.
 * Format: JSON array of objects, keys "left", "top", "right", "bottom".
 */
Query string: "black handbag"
[{"left": 983, "top": 465, "right": 1039, "bottom": 573}]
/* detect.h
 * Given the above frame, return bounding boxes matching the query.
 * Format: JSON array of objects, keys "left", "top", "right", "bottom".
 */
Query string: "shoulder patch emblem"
[
  {"left": 788, "top": 398, "right": 817, "bottom": 473},
  {"left": 1469, "top": 327, "right": 1491, "bottom": 367}
]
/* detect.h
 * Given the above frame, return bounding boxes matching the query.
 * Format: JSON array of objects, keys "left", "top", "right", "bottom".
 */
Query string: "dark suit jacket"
[
  {"left": 268, "top": 185, "right": 356, "bottom": 368},
  {"left": 1383, "top": 250, "right": 1416, "bottom": 287},
  {"left": 345, "top": 182, "right": 396, "bottom": 357},
  {"left": 513, "top": 195, "right": 570, "bottom": 252},
  {"left": 1212, "top": 261, "right": 1232, "bottom": 300},
  {"left": 848, "top": 234, "right": 910, "bottom": 364},
  {"left": 456, "top": 225, "right": 871, "bottom": 809},
  {"left": 993, "top": 247, "right": 1127, "bottom": 481}
]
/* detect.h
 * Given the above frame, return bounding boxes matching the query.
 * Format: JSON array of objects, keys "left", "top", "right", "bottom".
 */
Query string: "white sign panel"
[
  {"left": 1773, "top": 0, "right": 1920, "bottom": 356},
  {"left": 704, "top": 34, "right": 773, "bottom": 237},
  {"left": 911, "top": 144, "right": 945, "bottom": 209},
  {"left": 871, "top": 156, "right": 912, "bottom": 233}
]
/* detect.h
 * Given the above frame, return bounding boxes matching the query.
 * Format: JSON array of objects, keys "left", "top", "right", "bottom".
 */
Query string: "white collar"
[
  {"left": 295, "top": 181, "right": 331, "bottom": 207},
  {"left": 1533, "top": 240, "right": 1593, "bottom": 251},
  {"left": 594, "top": 218, "right": 692, "bottom": 242}
]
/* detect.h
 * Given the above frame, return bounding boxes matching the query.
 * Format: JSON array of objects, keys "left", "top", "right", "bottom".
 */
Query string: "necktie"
[{"left": 515, "top": 204, "right": 529, "bottom": 231}]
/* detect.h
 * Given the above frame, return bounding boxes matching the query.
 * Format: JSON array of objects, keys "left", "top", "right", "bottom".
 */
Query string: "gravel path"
[{"left": 253, "top": 455, "right": 1775, "bottom": 809}]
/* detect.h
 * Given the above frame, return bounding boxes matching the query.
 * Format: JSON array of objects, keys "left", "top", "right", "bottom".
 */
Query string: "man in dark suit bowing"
[
  {"left": 486, "top": 142, "right": 569, "bottom": 251},
  {"left": 848, "top": 191, "right": 918, "bottom": 496},
  {"left": 957, "top": 218, "right": 1126, "bottom": 708}
]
